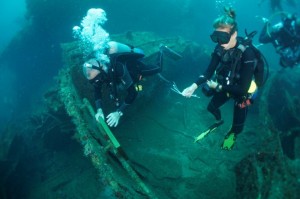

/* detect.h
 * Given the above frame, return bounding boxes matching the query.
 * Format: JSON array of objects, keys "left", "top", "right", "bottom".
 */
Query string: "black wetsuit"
[
  {"left": 90, "top": 51, "right": 162, "bottom": 113},
  {"left": 195, "top": 42, "right": 256, "bottom": 135}
]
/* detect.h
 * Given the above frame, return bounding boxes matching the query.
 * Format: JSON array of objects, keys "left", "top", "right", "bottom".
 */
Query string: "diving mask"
[
  {"left": 210, "top": 31, "right": 231, "bottom": 44},
  {"left": 83, "top": 59, "right": 103, "bottom": 80},
  {"left": 83, "top": 62, "right": 101, "bottom": 70}
]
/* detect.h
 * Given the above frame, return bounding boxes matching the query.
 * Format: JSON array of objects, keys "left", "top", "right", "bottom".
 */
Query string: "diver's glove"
[
  {"left": 206, "top": 80, "right": 218, "bottom": 89},
  {"left": 95, "top": 108, "right": 104, "bottom": 122},
  {"left": 182, "top": 83, "right": 198, "bottom": 98},
  {"left": 106, "top": 111, "right": 123, "bottom": 127}
]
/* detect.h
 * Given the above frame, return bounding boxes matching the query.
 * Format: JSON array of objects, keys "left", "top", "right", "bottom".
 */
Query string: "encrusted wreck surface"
[{"left": 1, "top": 32, "right": 299, "bottom": 199}]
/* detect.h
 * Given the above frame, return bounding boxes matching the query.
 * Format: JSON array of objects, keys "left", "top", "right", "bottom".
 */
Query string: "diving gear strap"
[{"left": 194, "top": 120, "right": 224, "bottom": 143}]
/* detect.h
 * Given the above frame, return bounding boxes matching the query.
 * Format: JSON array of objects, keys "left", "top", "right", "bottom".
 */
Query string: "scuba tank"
[{"left": 108, "top": 41, "right": 144, "bottom": 55}]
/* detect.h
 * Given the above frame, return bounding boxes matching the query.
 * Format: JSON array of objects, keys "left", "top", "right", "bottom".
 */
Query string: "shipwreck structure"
[{"left": 0, "top": 32, "right": 299, "bottom": 198}]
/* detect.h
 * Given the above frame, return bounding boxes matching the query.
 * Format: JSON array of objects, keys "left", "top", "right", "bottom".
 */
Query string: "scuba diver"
[
  {"left": 75, "top": 8, "right": 182, "bottom": 128},
  {"left": 83, "top": 41, "right": 176, "bottom": 127},
  {"left": 182, "top": 7, "right": 260, "bottom": 150},
  {"left": 259, "top": 13, "right": 300, "bottom": 68}
]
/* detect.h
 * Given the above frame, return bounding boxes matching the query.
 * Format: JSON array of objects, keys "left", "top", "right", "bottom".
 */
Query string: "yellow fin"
[{"left": 194, "top": 127, "right": 217, "bottom": 143}]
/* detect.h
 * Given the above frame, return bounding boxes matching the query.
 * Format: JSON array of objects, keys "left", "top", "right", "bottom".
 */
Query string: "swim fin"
[
  {"left": 194, "top": 120, "right": 224, "bottom": 143},
  {"left": 221, "top": 132, "right": 236, "bottom": 150},
  {"left": 160, "top": 45, "right": 183, "bottom": 61}
]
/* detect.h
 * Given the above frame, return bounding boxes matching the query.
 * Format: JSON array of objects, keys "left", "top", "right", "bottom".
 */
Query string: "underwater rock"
[
  {"left": 235, "top": 150, "right": 298, "bottom": 199},
  {"left": 260, "top": 68, "right": 300, "bottom": 159}
]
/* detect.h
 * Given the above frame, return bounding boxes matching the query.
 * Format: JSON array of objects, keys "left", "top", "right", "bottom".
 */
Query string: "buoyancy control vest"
[{"left": 217, "top": 30, "right": 269, "bottom": 90}]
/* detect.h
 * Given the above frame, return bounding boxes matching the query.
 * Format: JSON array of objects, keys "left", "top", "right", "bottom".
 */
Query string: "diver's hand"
[
  {"left": 182, "top": 83, "right": 198, "bottom": 98},
  {"left": 206, "top": 80, "right": 218, "bottom": 89},
  {"left": 95, "top": 108, "right": 104, "bottom": 122},
  {"left": 106, "top": 111, "right": 123, "bottom": 127}
]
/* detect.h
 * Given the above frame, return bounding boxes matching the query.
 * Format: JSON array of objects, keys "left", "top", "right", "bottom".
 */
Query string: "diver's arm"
[
  {"left": 195, "top": 50, "right": 221, "bottom": 86},
  {"left": 93, "top": 82, "right": 105, "bottom": 121},
  {"left": 106, "top": 84, "right": 137, "bottom": 127},
  {"left": 114, "top": 62, "right": 138, "bottom": 113},
  {"left": 93, "top": 83, "right": 103, "bottom": 110},
  {"left": 105, "top": 66, "right": 138, "bottom": 127},
  {"left": 182, "top": 50, "right": 220, "bottom": 97},
  {"left": 221, "top": 48, "right": 256, "bottom": 96},
  {"left": 117, "top": 84, "right": 138, "bottom": 113}
]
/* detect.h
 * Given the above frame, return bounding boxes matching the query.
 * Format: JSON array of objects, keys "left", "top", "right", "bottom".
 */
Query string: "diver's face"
[
  {"left": 85, "top": 68, "right": 100, "bottom": 80},
  {"left": 215, "top": 27, "right": 237, "bottom": 50}
]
